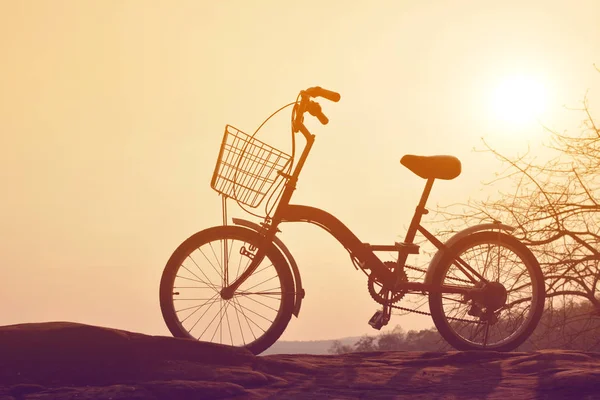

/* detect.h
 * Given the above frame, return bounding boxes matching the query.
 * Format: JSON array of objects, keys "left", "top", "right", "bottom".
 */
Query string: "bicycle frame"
[
  {"left": 221, "top": 93, "right": 492, "bottom": 299},
  {"left": 278, "top": 204, "right": 486, "bottom": 296}
]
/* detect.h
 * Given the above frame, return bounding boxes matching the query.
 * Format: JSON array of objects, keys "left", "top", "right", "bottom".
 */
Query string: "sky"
[{"left": 1, "top": 0, "right": 600, "bottom": 342}]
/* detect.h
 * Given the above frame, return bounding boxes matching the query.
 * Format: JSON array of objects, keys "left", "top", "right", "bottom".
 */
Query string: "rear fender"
[
  {"left": 231, "top": 218, "right": 304, "bottom": 317},
  {"left": 424, "top": 222, "right": 516, "bottom": 284}
]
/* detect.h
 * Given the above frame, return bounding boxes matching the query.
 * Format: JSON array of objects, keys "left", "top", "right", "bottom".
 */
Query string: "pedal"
[{"left": 368, "top": 310, "right": 388, "bottom": 330}]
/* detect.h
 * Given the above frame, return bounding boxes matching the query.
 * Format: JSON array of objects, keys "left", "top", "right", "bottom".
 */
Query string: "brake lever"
[{"left": 307, "top": 101, "right": 328, "bottom": 125}]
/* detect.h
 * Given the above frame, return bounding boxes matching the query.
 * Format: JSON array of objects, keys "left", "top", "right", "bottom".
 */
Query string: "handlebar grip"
[{"left": 306, "top": 86, "right": 341, "bottom": 102}]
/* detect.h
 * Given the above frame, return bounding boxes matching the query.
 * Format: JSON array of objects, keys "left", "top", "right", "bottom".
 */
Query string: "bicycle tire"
[
  {"left": 159, "top": 225, "right": 295, "bottom": 355},
  {"left": 428, "top": 231, "right": 545, "bottom": 351}
]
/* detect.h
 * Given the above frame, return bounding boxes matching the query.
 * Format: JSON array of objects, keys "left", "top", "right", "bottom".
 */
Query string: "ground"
[{"left": 1, "top": 322, "right": 599, "bottom": 399}]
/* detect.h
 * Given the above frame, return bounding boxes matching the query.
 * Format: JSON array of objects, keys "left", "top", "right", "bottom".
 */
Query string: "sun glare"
[{"left": 490, "top": 75, "right": 548, "bottom": 126}]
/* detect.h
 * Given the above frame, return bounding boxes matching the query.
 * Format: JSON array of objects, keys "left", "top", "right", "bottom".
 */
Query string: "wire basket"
[{"left": 211, "top": 125, "right": 292, "bottom": 208}]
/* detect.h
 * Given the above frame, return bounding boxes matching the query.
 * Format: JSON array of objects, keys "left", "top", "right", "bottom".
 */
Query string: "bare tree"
[{"left": 436, "top": 69, "right": 600, "bottom": 348}]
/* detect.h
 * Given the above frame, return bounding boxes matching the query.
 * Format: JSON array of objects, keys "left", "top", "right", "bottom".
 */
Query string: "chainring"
[{"left": 368, "top": 261, "right": 408, "bottom": 305}]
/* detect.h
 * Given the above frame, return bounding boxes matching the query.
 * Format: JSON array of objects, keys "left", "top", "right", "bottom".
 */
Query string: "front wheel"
[
  {"left": 429, "top": 231, "right": 545, "bottom": 351},
  {"left": 159, "top": 225, "right": 295, "bottom": 355}
]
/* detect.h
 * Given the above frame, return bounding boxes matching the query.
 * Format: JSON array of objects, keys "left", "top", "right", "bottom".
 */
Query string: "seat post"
[{"left": 404, "top": 178, "right": 434, "bottom": 244}]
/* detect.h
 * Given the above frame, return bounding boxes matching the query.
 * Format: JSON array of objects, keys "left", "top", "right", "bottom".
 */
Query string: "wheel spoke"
[
  {"left": 176, "top": 295, "right": 220, "bottom": 315},
  {"left": 440, "top": 295, "right": 469, "bottom": 305},
  {"left": 242, "top": 293, "right": 280, "bottom": 313},
  {"left": 188, "top": 294, "right": 220, "bottom": 332},
  {"left": 183, "top": 258, "right": 219, "bottom": 293},
  {"left": 236, "top": 290, "right": 284, "bottom": 299},
  {"left": 225, "top": 301, "right": 234, "bottom": 346},
  {"left": 175, "top": 274, "right": 215, "bottom": 288},
  {"left": 210, "top": 300, "right": 232, "bottom": 343},
  {"left": 241, "top": 274, "right": 278, "bottom": 292},
  {"left": 198, "top": 299, "right": 227, "bottom": 341},
  {"left": 195, "top": 250, "right": 222, "bottom": 287},
  {"left": 208, "top": 241, "right": 221, "bottom": 276},
  {"left": 252, "top": 262, "right": 276, "bottom": 276},
  {"left": 231, "top": 296, "right": 262, "bottom": 338},
  {"left": 231, "top": 298, "right": 273, "bottom": 326},
  {"left": 174, "top": 286, "right": 215, "bottom": 289},
  {"left": 175, "top": 298, "right": 219, "bottom": 301},
  {"left": 235, "top": 249, "right": 252, "bottom": 282}
]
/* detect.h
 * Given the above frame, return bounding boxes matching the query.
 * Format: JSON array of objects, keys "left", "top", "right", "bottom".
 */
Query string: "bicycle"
[{"left": 159, "top": 86, "right": 546, "bottom": 355}]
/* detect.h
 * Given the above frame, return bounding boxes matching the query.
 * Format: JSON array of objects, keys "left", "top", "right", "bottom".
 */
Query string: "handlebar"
[
  {"left": 295, "top": 86, "right": 340, "bottom": 128},
  {"left": 304, "top": 86, "right": 341, "bottom": 102}
]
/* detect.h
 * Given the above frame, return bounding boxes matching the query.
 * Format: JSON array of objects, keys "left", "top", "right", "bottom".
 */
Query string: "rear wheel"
[
  {"left": 429, "top": 231, "right": 545, "bottom": 351},
  {"left": 159, "top": 225, "right": 295, "bottom": 355}
]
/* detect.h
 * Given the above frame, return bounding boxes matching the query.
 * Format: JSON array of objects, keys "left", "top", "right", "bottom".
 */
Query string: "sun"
[{"left": 490, "top": 75, "right": 548, "bottom": 126}]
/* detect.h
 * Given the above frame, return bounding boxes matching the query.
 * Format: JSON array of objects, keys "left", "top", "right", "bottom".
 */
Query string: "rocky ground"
[{"left": 1, "top": 322, "right": 599, "bottom": 399}]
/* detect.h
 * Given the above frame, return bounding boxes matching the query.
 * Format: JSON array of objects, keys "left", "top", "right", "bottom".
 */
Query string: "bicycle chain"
[
  {"left": 390, "top": 303, "right": 482, "bottom": 324},
  {"left": 390, "top": 264, "right": 481, "bottom": 324},
  {"left": 404, "top": 264, "right": 473, "bottom": 284}
]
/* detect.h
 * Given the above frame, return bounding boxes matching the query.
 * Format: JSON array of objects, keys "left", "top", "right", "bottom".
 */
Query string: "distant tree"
[
  {"left": 328, "top": 340, "right": 354, "bottom": 354},
  {"left": 403, "top": 328, "right": 445, "bottom": 351},
  {"left": 522, "top": 298, "right": 600, "bottom": 351},
  {"left": 354, "top": 335, "right": 377, "bottom": 352},
  {"left": 328, "top": 325, "right": 445, "bottom": 354},
  {"left": 376, "top": 326, "right": 407, "bottom": 351},
  {"left": 328, "top": 301, "right": 600, "bottom": 354}
]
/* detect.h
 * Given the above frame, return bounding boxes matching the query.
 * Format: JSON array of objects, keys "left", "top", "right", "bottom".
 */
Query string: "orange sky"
[{"left": 1, "top": 0, "right": 600, "bottom": 341}]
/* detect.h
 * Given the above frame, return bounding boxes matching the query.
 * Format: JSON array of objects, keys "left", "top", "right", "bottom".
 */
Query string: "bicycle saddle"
[{"left": 400, "top": 155, "right": 461, "bottom": 180}]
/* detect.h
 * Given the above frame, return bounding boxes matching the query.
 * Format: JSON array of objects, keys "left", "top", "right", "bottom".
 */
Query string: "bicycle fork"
[{"left": 220, "top": 218, "right": 280, "bottom": 299}]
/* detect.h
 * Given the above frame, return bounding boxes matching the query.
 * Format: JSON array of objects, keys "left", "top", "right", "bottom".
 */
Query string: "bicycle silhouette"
[{"left": 159, "top": 86, "right": 546, "bottom": 355}]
